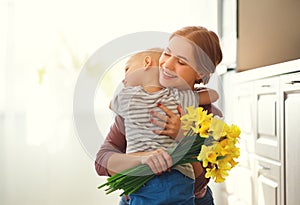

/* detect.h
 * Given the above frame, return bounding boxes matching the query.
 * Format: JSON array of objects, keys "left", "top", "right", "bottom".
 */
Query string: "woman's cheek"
[{"left": 158, "top": 74, "right": 169, "bottom": 87}]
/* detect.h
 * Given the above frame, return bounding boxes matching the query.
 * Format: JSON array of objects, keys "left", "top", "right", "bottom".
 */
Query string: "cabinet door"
[
  {"left": 281, "top": 73, "right": 300, "bottom": 205},
  {"left": 257, "top": 175, "right": 278, "bottom": 205},
  {"left": 255, "top": 77, "right": 280, "bottom": 160},
  {"left": 256, "top": 158, "right": 281, "bottom": 205}
]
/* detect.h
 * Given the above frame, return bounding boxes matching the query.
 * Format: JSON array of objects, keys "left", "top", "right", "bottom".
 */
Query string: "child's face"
[{"left": 123, "top": 56, "right": 144, "bottom": 87}]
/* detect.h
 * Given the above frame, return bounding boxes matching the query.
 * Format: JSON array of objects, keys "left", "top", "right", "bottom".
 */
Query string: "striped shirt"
[
  {"left": 111, "top": 86, "right": 199, "bottom": 179},
  {"left": 111, "top": 86, "right": 199, "bottom": 153}
]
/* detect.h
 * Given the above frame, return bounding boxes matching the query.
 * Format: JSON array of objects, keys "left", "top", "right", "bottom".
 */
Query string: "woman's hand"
[
  {"left": 141, "top": 149, "right": 172, "bottom": 175},
  {"left": 150, "top": 103, "right": 185, "bottom": 140},
  {"left": 130, "top": 149, "right": 172, "bottom": 174}
]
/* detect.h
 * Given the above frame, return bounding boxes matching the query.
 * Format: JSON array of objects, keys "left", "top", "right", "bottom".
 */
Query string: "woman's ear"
[
  {"left": 144, "top": 56, "right": 152, "bottom": 70},
  {"left": 196, "top": 73, "right": 201, "bottom": 82},
  {"left": 195, "top": 73, "right": 204, "bottom": 84}
]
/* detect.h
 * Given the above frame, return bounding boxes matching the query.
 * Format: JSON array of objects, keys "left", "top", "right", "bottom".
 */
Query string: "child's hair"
[
  {"left": 170, "top": 26, "right": 223, "bottom": 83},
  {"left": 131, "top": 48, "right": 164, "bottom": 62}
]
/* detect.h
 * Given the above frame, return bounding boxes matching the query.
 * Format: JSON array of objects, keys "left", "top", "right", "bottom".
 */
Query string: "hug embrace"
[{"left": 96, "top": 26, "right": 223, "bottom": 205}]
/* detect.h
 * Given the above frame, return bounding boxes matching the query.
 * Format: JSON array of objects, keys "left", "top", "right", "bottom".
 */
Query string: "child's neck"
[
  {"left": 142, "top": 66, "right": 162, "bottom": 93},
  {"left": 143, "top": 85, "right": 162, "bottom": 93}
]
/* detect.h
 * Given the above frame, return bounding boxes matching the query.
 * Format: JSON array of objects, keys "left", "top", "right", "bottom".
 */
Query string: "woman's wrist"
[
  {"left": 127, "top": 151, "right": 156, "bottom": 167},
  {"left": 107, "top": 153, "right": 143, "bottom": 175}
]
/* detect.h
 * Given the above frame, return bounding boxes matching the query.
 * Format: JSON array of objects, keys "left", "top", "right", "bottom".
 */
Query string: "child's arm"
[
  {"left": 197, "top": 88, "right": 219, "bottom": 105},
  {"left": 110, "top": 88, "right": 128, "bottom": 116}
]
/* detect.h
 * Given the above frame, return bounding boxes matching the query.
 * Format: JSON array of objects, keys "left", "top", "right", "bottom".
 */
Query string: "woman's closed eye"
[
  {"left": 163, "top": 51, "right": 187, "bottom": 65},
  {"left": 178, "top": 59, "right": 187, "bottom": 65},
  {"left": 163, "top": 51, "right": 171, "bottom": 57}
]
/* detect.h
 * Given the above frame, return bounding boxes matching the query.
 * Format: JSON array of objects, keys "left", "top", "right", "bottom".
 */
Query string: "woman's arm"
[
  {"left": 95, "top": 115, "right": 172, "bottom": 176},
  {"left": 95, "top": 115, "right": 127, "bottom": 176},
  {"left": 197, "top": 88, "right": 219, "bottom": 105},
  {"left": 95, "top": 115, "right": 145, "bottom": 176}
]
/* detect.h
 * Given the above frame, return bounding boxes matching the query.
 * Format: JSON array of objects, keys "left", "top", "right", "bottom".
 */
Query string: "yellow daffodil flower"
[
  {"left": 205, "top": 165, "right": 229, "bottom": 183},
  {"left": 227, "top": 124, "right": 241, "bottom": 139},
  {"left": 209, "top": 118, "right": 227, "bottom": 140},
  {"left": 180, "top": 106, "right": 241, "bottom": 183}
]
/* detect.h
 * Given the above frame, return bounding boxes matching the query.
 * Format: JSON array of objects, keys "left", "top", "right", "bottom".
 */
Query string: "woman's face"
[{"left": 158, "top": 47, "right": 199, "bottom": 90}]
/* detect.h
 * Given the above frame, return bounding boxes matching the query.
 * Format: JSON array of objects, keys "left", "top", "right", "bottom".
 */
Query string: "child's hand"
[{"left": 150, "top": 103, "right": 185, "bottom": 140}]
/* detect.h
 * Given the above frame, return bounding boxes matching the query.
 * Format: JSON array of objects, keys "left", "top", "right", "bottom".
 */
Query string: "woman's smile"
[{"left": 161, "top": 68, "right": 177, "bottom": 79}]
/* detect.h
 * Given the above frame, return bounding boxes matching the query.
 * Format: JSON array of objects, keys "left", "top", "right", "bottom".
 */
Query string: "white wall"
[{"left": 0, "top": 0, "right": 219, "bottom": 204}]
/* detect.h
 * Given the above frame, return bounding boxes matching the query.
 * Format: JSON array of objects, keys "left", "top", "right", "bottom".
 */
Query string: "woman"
[{"left": 95, "top": 26, "right": 222, "bottom": 204}]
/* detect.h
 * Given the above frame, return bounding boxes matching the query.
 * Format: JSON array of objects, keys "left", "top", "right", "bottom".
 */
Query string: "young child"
[
  {"left": 111, "top": 48, "right": 217, "bottom": 153},
  {"left": 110, "top": 48, "right": 218, "bottom": 204}
]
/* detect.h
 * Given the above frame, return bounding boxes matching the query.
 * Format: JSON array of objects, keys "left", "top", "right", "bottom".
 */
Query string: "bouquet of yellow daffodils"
[{"left": 98, "top": 107, "right": 240, "bottom": 195}]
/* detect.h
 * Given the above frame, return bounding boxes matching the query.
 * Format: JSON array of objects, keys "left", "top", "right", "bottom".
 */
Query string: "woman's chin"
[
  {"left": 159, "top": 78, "right": 174, "bottom": 88},
  {"left": 160, "top": 79, "right": 191, "bottom": 90}
]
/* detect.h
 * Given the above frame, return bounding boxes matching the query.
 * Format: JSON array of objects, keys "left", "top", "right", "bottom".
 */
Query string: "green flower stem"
[{"left": 98, "top": 129, "right": 206, "bottom": 196}]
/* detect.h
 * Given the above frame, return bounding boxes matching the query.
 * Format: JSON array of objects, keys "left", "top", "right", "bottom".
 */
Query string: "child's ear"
[{"left": 144, "top": 56, "right": 152, "bottom": 70}]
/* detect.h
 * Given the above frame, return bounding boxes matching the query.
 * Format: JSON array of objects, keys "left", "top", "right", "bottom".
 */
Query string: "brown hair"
[{"left": 170, "top": 26, "right": 223, "bottom": 71}]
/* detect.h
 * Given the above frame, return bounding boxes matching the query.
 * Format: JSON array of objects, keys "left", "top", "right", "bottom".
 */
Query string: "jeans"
[
  {"left": 119, "top": 185, "right": 214, "bottom": 205},
  {"left": 129, "top": 170, "right": 194, "bottom": 205},
  {"left": 119, "top": 195, "right": 129, "bottom": 205}
]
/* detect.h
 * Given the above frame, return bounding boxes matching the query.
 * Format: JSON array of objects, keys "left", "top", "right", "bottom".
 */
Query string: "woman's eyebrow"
[
  {"left": 167, "top": 47, "right": 189, "bottom": 62},
  {"left": 177, "top": 55, "right": 189, "bottom": 62}
]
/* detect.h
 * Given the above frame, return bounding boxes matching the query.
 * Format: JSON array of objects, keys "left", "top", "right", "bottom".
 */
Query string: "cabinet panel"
[
  {"left": 255, "top": 78, "right": 280, "bottom": 160},
  {"left": 256, "top": 158, "right": 281, "bottom": 205},
  {"left": 257, "top": 94, "right": 276, "bottom": 137},
  {"left": 257, "top": 175, "right": 278, "bottom": 205},
  {"left": 281, "top": 72, "right": 300, "bottom": 205},
  {"left": 285, "top": 92, "right": 300, "bottom": 205}
]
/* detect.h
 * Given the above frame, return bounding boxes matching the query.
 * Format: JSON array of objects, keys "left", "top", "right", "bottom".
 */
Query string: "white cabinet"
[
  {"left": 280, "top": 73, "right": 300, "bottom": 205},
  {"left": 256, "top": 156, "right": 281, "bottom": 205},
  {"left": 221, "top": 60, "right": 300, "bottom": 205},
  {"left": 252, "top": 76, "right": 283, "bottom": 205}
]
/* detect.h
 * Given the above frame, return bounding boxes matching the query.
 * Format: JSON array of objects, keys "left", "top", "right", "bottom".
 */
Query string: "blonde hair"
[
  {"left": 170, "top": 26, "right": 223, "bottom": 83},
  {"left": 131, "top": 48, "right": 163, "bottom": 63}
]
